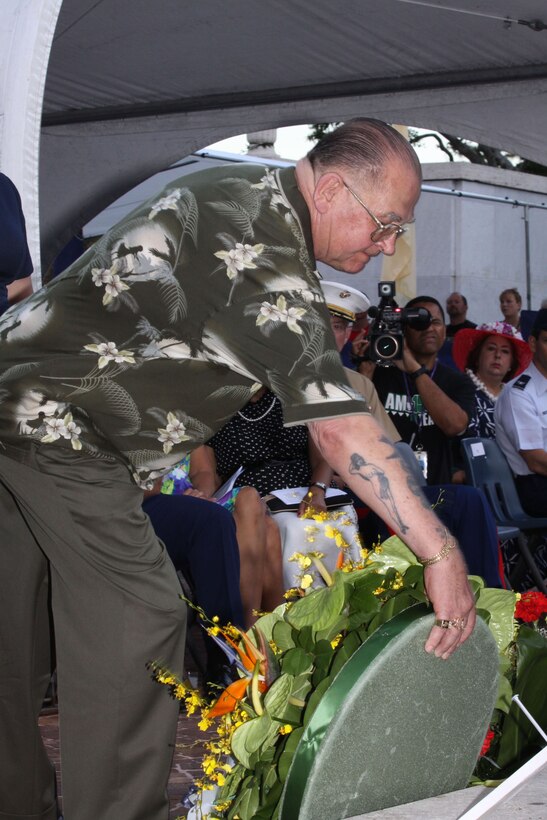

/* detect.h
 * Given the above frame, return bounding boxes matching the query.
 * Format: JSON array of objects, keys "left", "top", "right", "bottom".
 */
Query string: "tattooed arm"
[{"left": 308, "top": 413, "right": 476, "bottom": 659}]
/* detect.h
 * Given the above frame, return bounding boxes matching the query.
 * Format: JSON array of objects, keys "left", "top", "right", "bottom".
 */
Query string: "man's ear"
[
  {"left": 313, "top": 172, "right": 343, "bottom": 214},
  {"left": 529, "top": 335, "right": 536, "bottom": 356}
]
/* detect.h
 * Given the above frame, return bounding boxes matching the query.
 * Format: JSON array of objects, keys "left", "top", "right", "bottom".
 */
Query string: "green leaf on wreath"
[
  {"left": 264, "top": 673, "right": 294, "bottom": 719},
  {"left": 228, "top": 774, "right": 260, "bottom": 819},
  {"left": 348, "top": 578, "right": 382, "bottom": 617},
  {"left": 282, "top": 646, "right": 314, "bottom": 676},
  {"left": 401, "top": 563, "right": 425, "bottom": 589},
  {"left": 262, "top": 760, "right": 279, "bottom": 791},
  {"left": 315, "top": 614, "right": 350, "bottom": 643},
  {"left": 252, "top": 609, "right": 285, "bottom": 643},
  {"left": 283, "top": 672, "right": 312, "bottom": 723},
  {"left": 496, "top": 626, "right": 547, "bottom": 774},
  {"left": 373, "top": 535, "right": 419, "bottom": 572},
  {"left": 295, "top": 625, "right": 315, "bottom": 652},
  {"left": 495, "top": 671, "right": 514, "bottom": 714},
  {"left": 277, "top": 726, "right": 304, "bottom": 782},
  {"left": 311, "top": 639, "right": 335, "bottom": 687},
  {"left": 253, "top": 780, "right": 283, "bottom": 819},
  {"left": 468, "top": 575, "right": 485, "bottom": 597},
  {"left": 286, "top": 577, "right": 345, "bottom": 632},
  {"left": 367, "top": 592, "right": 421, "bottom": 633},
  {"left": 302, "top": 677, "right": 331, "bottom": 727},
  {"left": 272, "top": 619, "right": 296, "bottom": 652},
  {"left": 231, "top": 713, "right": 279, "bottom": 769},
  {"left": 328, "top": 630, "right": 362, "bottom": 678},
  {"left": 476, "top": 587, "right": 518, "bottom": 653}
]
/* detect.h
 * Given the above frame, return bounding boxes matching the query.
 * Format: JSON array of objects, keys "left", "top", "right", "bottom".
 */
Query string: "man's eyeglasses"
[{"left": 342, "top": 181, "right": 408, "bottom": 244}]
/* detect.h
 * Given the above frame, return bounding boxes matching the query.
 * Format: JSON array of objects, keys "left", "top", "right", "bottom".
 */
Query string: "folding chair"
[{"left": 461, "top": 437, "right": 547, "bottom": 593}]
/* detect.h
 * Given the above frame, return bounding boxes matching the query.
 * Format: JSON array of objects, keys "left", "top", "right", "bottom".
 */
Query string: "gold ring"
[{"left": 435, "top": 618, "right": 466, "bottom": 631}]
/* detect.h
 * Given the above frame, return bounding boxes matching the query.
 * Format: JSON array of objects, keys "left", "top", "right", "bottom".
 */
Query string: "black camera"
[{"left": 366, "top": 281, "right": 431, "bottom": 366}]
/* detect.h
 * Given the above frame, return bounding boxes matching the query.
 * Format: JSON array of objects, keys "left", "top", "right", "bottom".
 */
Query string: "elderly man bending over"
[{"left": 0, "top": 119, "right": 474, "bottom": 820}]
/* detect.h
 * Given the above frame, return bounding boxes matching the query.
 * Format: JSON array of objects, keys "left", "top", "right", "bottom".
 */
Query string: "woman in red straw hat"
[{"left": 453, "top": 321, "right": 532, "bottom": 438}]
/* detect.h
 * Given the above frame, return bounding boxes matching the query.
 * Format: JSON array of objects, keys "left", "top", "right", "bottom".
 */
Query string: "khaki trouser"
[{"left": 0, "top": 444, "right": 187, "bottom": 820}]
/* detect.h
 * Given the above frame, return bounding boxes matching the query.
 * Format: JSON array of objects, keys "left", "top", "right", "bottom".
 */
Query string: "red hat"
[{"left": 452, "top": 321, "right": 532, "bottom": 377}]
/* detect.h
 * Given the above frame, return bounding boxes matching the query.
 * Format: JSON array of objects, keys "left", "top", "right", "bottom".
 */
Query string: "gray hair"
[{"left": 307, "top": 118, "right": 422, "bottom": 186}]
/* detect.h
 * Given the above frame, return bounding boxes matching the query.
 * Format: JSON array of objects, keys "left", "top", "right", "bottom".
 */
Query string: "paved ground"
[
  {"left": 39, "top": 628, "right": 208, "bottom": 819},
  {"left": 39, "top": 708, "right": 202, "bottom": 820}
]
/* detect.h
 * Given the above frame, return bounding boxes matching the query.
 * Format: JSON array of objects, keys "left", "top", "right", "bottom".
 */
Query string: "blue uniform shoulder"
[{"left": 512, "top": 374, "right": 531, "bottom": 391}]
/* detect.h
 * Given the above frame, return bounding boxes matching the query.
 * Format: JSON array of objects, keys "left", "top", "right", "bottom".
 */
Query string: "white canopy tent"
[{"left": 2, "top": 0, "right": 547, "bottom": 279}]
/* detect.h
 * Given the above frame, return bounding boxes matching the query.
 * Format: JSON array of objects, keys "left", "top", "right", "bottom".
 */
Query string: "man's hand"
[
  {"left": 351, "top": 329, "right": 369, "bottom": 361},
  {"left": 423, "top": 549, "right": 476, "bottom": 659},
  {"left": 395, "top": 339, "right": 421, "bottom": 373}
]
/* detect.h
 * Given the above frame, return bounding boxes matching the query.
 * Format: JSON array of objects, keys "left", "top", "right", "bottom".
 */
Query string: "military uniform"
[{"left": 495, "top": 362, "right": 547, "bottom": 516}]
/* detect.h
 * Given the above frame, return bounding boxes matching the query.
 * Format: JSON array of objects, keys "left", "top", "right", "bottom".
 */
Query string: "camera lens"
[{"left": 375, "top": 334, "right": 399, "bottom": 360}]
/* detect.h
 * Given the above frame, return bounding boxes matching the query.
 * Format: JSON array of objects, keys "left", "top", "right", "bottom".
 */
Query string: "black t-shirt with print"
[{"left": 372, "top": 362, "right": 475, "bottom": 485}]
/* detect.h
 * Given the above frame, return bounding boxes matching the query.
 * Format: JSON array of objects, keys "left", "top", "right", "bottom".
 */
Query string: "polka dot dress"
[{"left": 208, "top": 389, "right": 311, "bottom": 496}]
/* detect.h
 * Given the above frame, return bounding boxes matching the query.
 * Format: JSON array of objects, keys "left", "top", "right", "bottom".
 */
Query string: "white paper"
[
  {"left": 470, "top": 441, "right": 486, "bottom": 457},
  {"left": 269, "top": 486, "right": 346, "bottom": 504}
]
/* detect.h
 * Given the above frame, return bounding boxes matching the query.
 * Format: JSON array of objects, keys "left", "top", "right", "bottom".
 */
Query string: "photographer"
[{"left": 362, "top": 294, "right": 475, "bottom": 485}]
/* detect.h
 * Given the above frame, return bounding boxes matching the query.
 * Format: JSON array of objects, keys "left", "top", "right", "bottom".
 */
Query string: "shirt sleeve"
[
  {"left": 202, "top": 289, "right": 369, "bottom": 425},
  {"left": 448, "top": 370, "right": 476, "bottom": 420},
  {"left": 0, "top": 174, "right": 33, "bottom": 285},
  {"left": 498, "top": 385, "right": 544, "bottom": 451}
]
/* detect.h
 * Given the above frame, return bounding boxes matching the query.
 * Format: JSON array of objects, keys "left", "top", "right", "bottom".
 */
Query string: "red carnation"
[
  {"left": 480, "top": 728, "right": 495, "bottom": 756},
  {"left": 515, "top": 591, "right": 547, "bottom": 623}
]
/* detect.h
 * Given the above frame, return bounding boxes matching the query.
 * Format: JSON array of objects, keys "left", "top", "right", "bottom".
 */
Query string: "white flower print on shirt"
[
  {"left": 251, "top": 169, "right": 287, "bottom": 209},
  {"left": 157, "top": 412, "right": 191, "bottom": 454},
  {"left": 148, "top": 189, "right": 182, "bottom": 219},
  {"left": 214, "top": 242, "right": 265, "bottom": 280},
  {"left": 41, "top": 413, "right": 82, "bottom": 450},
  {"left": 256, "top": 294, "right": 307, "bottom": 335},
  {"left": 91, "top": 261, "right": 130, "bottom": 306},
  {"left": 83, "top": 341, "right": 136, "bottom": 369}
]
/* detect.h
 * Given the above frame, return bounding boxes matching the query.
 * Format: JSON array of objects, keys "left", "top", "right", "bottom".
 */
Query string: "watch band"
[
  {"left": 409, "top": 365, "right": 428, "bottom": 380},
  {"left": 310, "top": 481, "right": 328, "bottom": 492}
]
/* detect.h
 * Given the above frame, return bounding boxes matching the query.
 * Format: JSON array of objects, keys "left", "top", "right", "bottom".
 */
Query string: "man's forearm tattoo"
[{"left": 349, "top": 452, "right": 409, "bottom": 534}]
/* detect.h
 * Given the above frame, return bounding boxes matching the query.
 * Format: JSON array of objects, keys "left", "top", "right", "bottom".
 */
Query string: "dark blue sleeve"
[{"left": 0, "top": 174, "right": 34, "bottom": 307}]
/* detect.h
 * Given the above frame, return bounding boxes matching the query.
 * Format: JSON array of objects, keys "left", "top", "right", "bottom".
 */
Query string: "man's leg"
[
  {"left": 1, "top": 448, "right": 187, "bottom": 820},
  {"left": 514, "top": 474, "right": 547, "bottom": 518},
  {"left": 0, "top": 476, "right": 57, "bottom": 820}
]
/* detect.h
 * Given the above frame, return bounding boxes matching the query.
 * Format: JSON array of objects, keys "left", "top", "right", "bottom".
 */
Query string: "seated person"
[
  {"left": 321, "top": 284, "right": 502, "bottom": 587},
  {"left": 153, "top": 455, "right": 283, "bottom": 627},
  {"left": 362, "top": 294, "right": 475, "bottom": 486},
  {"left": 495, "top": 309, "right": 547, "bottom": 518},
  {"left": 193, "top": 392, "right": 347, "bottom": 586},
  {"left": 143, "top": 487, "right": 244, "bottom": 684},
  {"left": 143, "top": 484, "right": 243, "bottom": 626},
  {"left": 0, "top": 173, "right": 34, "bottom": 315},
  {"left": 452, "top": 321, "right": 531, "bottom": 438}
]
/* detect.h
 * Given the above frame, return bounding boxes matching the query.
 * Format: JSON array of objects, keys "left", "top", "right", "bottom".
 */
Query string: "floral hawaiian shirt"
[{"left": 0, "top": 165, "right": 368, "bottom": 486}]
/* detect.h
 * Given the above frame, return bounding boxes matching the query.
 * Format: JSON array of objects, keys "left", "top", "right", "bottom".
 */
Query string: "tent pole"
[{"left": 523, "top": 204, "right": 532, "bottom": 310}]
